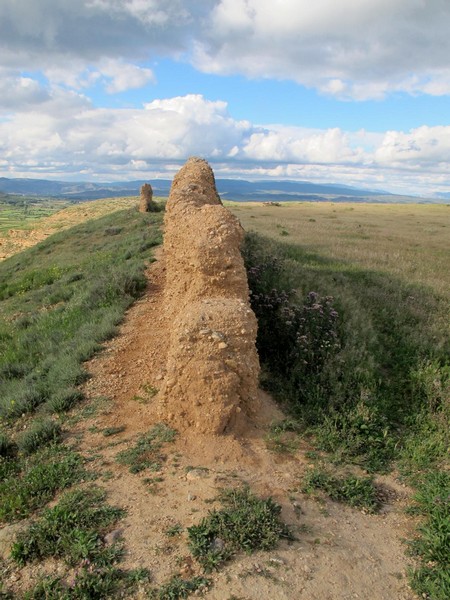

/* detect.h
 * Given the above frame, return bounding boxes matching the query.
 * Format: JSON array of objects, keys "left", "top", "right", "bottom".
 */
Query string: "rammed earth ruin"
[{"left": 157, "top": 157, "right": 261, "bottom": 434}]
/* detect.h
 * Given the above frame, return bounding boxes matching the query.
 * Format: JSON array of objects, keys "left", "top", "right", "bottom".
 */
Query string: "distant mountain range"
[{"left": 0, "top": 176, "right": 443, "bottom": 204}]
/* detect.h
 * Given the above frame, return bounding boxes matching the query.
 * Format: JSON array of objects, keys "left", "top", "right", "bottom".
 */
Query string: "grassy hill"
[
  {"left": 231, "top": 201, "right": 449, "bottom": 598},
  {"left": 0, "top": 200, "right": 448, "bottom": 599}
]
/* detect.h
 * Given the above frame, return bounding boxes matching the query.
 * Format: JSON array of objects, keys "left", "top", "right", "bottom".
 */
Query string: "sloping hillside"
[{"left": 0, "top": 181, "right": 448, "bottom": 598}]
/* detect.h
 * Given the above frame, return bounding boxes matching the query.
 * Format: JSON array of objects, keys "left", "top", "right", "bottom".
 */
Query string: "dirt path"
[{"left": 65, "top": 250, "right": 417, "bottom": 600}]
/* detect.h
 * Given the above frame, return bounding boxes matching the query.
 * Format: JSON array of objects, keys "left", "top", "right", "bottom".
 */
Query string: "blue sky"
[
  {"left": 90, "top": 59, "right": 450, "bottom": 133},
  {"left": 1, "top": 1, "right": 450, "bottom": 197}
]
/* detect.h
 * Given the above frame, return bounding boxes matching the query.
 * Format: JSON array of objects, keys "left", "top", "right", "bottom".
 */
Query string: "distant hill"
[
  {"left": 0, "top": 176, "right": 443, "bottom": 204},
  {"left": 436, "top": 192, "right": 450, "bottom": 200}
]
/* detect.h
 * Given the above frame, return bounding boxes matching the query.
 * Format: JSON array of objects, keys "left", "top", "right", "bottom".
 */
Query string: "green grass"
[
  {"left": 265, "top": 419, "right": 301, "bottom": 454},
  {"left": 102, "top": 425, "right": 126, "bottom": 437},
  {"left": 11, "top": 486, "right": 124, "bottom": 566},
  {"left": 0, "top": 196, "right": 68, "bottom": 232},
  {"left": 0, "top": 201, "right": 167, "bottom": 598},
  {"left": 22, "top": 568, "right": 152, "bottom": 600},
  {"left": 188, "top": 487, "right": 292, "bottom": 572},
  {"left": 0, "top": 205, "right": 163, "bottom": 595},
  {"left": 302, "top": 468, "right": 380, "bottom": 513},
  {"left": 0, "top": 447, "right": 86, "bottom": 523},
  {"left": 150, "top": 576, "right": 211, "bottom": 599},
  {"left": 115, "top": 423, "right": 177, "bottom": 474},
  {"left": 242, "top": 217, "right": 449, "bottom": 599},
  {"left": 16, "top": 418, "right": 62, "bottom": 455},
  {"left": 0, "top": 207, "right": 162, "bottom": 420},
  {"left": 12, "top": 487, "right": 152, "bottom": 600},
  {"left": 244, "top": 231, "right": 449, "bottom": 470},
  {"left": 407, "top": 471, "right": 450, "bottom": 600}
]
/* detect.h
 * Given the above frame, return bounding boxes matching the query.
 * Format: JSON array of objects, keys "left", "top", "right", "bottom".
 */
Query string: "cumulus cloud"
[
  {"left": 99, "top": 60, "right": 155, "bottom": 93},
  {"left": 241, "top": 126, "right": 363, "bottom": 164},
  {"left": 195, "top": 0, "right": 450, "bottom": 99},
  {"left": 1, "top": 93, "right": 450, "bottom": 196},
  {"left": 0, "top": 95, "right": 253, "bottom": 176},
  {"left": 376, "top": 126, "right": 450, "bottom": 167},
  {"left": 0, "top": 0, "right": 194, "bottom": 95},
  {"left": 1, "top": 1, "right": 450, "bottom": 99},
  {"left": 0, "top": 70, "right": 51, "bottom": 110}
]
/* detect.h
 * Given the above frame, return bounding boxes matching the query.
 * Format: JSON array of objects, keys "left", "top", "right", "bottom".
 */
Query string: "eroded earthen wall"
[
  {"left": 158, "top": 157, "right": 260, "bottom": 435},
  {"left": 139, "top": 183, "right": 154, "bottom": 213}
]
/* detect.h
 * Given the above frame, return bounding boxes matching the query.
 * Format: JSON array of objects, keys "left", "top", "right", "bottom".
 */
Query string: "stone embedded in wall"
[{"left": 158, "top": 157, "right": 260, "bottom": 435}]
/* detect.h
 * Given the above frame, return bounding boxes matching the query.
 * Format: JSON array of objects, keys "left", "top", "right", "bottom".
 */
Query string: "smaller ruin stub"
[
  {"left": 139, "top": 183, "right": 156, "bottom": 212},
  {"left": 158, "top": 157, "right": 260, "bottom": 435}
]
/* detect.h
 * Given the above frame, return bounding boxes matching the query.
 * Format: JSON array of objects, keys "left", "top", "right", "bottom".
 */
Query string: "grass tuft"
[
  {"left": 17, "top": 419, "right": 62, "bottom": 455},
  {"left": 116, "top": 423, "right": 177, "bottom": 474},
  {"left": 46, "top": 389, "right": 85, "bottom": 413},
  {"left": 408, "top": 471, "right": 450, "bottom": 600},
  {"left": 302, "top": 468, "right": 380, "bottom": 513},
  {"left": 188, "top": 487, "right": 292, "bottom": 572},
  {"left": 11, "top": 486, "right": 125, "bottom": 566},
  {"left": 151, "top": 576, "right": 211, "bottom": 599},
  {"left": 0, "top": 448, "right": 85, "bottom": 523}
]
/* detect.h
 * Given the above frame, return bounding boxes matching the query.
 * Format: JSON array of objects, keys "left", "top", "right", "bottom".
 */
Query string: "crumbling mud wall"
[
  {"left": 139, "top": 183, "right": 155, "bottom": 212},
  {"left": 158, "top": 157, "right": 260, "bottom": 435}
]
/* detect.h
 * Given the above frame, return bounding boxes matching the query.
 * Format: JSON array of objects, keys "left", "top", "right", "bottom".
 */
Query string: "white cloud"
[
  {"left": 100, "top": 60, "right": 155, "bottom": 93},
  {"left": 0, "top": 71, "right": 51, "bottom": 110},
  {"left": 1, "top": 1, "right": 450, "bottom": 100},
  {"left": 376, "top": 126, "right": 450, "bottom": 167},
  {"left": 241, "top": 126, "right": 363, "bottom": 164},
  {"left": 1, "top": 93, "right": 450, "bottom": 196},
  {"left": 195, "top": 0, "right": 450, "bottom": 99},
  {"left": 0, "top": 95, "right": 253, "bottom": 175}
]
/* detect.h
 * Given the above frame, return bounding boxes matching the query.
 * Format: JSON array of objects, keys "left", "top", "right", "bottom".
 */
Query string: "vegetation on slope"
[
  {"left": 1, "top": 199, "right": 448, "bottom": 598},
  {"left": 0, "top": 206, "right": 164, "bottom": 597},
  {"left": 243, "top": 228, "right": 449, "bottom": 599},
  {"left": 0, "top": 208, "right": 162, "bottom": 420}
]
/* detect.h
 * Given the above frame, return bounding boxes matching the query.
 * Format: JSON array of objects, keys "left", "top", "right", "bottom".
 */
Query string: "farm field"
[
  {"left": 229, "top": 201, "right": 450, "bottom": 296},
  {"left": 0, "top": 198, "right": 69, "bottom": 232},
  {"left": 0, "top": 196, "right": 158, "bottom": 261}
]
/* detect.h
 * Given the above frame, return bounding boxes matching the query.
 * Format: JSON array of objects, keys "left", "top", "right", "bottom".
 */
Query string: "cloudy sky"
[{"left": 1, "top": 0, "right": 450, "bottom": 196}]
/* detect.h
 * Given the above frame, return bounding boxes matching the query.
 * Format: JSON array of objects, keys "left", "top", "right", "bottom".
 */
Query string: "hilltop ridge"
[{"left": 1, "top": 175, "right": 441, "bottom": 203}]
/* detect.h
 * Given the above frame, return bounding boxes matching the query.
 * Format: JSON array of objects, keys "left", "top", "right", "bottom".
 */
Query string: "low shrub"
[{"left": 17, "top": 419, "right": 62, "bottom": 455}]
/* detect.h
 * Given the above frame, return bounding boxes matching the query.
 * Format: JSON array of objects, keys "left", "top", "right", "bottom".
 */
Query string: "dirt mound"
[{"left": 157, "top": 157, "right": 260, "bottom": 434}]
